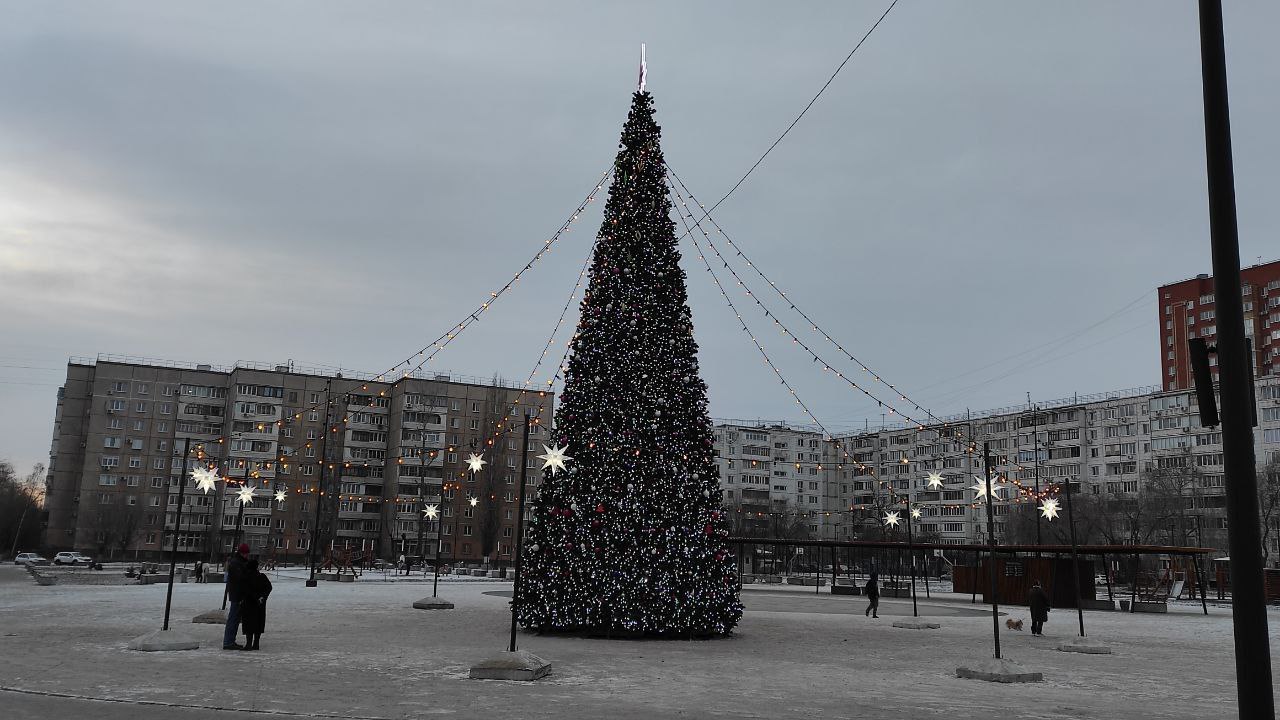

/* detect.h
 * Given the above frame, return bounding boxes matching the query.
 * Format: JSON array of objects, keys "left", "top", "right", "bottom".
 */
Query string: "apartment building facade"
[
  {"left": 1159, "top": 258, "right": 1280, "bottom": 391},
  {"left": 45, "top": 356, "right": 553, "bottom": 565},
  {"left": 715, "top": 375, "right": 1280, "bottom": 560}
]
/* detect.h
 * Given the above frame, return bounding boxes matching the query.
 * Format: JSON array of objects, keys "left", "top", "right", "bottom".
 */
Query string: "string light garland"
[
  {"left": 671, "top": 178, "right": 902, "bottom": 506},
  {"left": 667, "top": 167, "right": 930, "bottom": 430}
]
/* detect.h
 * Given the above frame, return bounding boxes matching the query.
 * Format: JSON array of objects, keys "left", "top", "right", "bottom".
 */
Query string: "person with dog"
[
  {"left": 864, "top": 570, "right": 880, "bottom": 618},
  {"left": 1028, "top": 579, "right": 1051, "bottom": 635}
]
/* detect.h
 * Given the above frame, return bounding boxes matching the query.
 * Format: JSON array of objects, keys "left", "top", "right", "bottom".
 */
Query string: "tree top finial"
[{"left": 638, "top": 43, "right": 647, "bottom": 93}]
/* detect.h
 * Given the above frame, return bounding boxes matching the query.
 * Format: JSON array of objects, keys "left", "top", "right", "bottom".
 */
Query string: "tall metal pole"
[
  {"left": 905, "top": 501, "right": 918, "bottom": 617},
  {"left": 307, "top": 379, "right": 332, "bottom": 587},
  {"left": 221, "top": 477, "right": 247, "bottom": 612},
  {"left": 983, "top": 441, "right": 1001, "bottom": 659},
  {"left": 415, "top": 428, "right": 428, "bottom": 574},
  {"left": 1061, "top": 479, "right": 1086, "bottom": 637},
  {"left": 1197, "top": 3, "right": 1272, "bottom": 715},
  {"left": 161, "top": 437, "right": 191, "bottom": 631},
  {"left": 1032, "top": 404, "right": 1042, "bottom": 553},
  {"left": 508, "top": 414, "right": 533, "bottom": 653}
]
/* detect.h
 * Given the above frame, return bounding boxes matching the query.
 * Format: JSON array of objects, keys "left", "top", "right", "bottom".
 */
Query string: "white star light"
[
  {"left": 971, "top": 475, "right": 1004, "bottom": 500},
  {"left": 537, "top": 444, "right": 573, "bottom": 476},
  {"left": 423, "top": 504, "right": 439, "bottom": 519},
  {"left": 1039, "top": 497, "right": 1061, "bottom": 521},
  {"left": 236, "top": 484, "right": 257, "bottom": 505},
  {"left": 468, "top": 496, "right": 479, "bottom": 507},
  {"left": 910, "top": 507, "right": 922, "bottom": 520},
  {"left": 465, "top": 453, "right": 487, "bottom": 473},
  {"left": 274, "top": 489, "right": 287, "bottom": 504},
  {"left": 926, "top": 471, "right": 945, "bottom": 490},
  {"left": 191, "top": 465, "right": 220, "bottom": 494},
  {"left": 883, "top": 511, "right": 901, "bottom": 528}
]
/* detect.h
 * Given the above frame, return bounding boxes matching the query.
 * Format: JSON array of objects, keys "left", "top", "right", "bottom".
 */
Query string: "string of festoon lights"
[
  {"left": 668, "top": 178, "right": 905, "bottom": 508},
  {"left": 672, "top": 177, "right": 1069, "bottom": 525},
  {"left": 667, "top": 166, "right": 941, "bottom": 427},
  {"left": 442, "top": 232, "right": 601, "bottom": 490},
  {"left": 291, "top": 235, "right": 597, "bottom": 508},
  {"left": 668, "top": 173, "right": 929, "bottom": 430},
  {"left": 177, "top": 170, "right": 613, "bottom": 505}
]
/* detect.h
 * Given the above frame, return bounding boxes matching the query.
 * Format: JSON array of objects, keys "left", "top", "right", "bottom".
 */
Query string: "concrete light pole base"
[
  {"left": 1057, "top": 637, "right": 1113, "bottom": 654},
  {"left": 412, "top": 597, "right": 455, "bottom": 610},
  {"left": 956, "top": 658, "right": 1043, "bottom": 683},
  {"left": 469, "top": 650, "right": 552, "bottom": 681},
  {"left": 892, "top": 618, "right": 941, "bottom": 630},
  {"left": 192, "top": 609, "right": 226, "bottom": 624},
  {"left": 128, "top": 629, "right": 200, "bottom": 652}
]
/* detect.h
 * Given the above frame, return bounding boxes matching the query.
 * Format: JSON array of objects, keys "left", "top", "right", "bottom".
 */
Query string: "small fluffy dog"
[{"left": 1005, "top": 618, "right": 1025, "bottom": 631}]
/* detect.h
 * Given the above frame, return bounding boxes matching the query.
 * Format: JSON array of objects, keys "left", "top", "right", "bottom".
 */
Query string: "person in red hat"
[{"left": 223, "top": 543, "right": 251, "bottom": 650}]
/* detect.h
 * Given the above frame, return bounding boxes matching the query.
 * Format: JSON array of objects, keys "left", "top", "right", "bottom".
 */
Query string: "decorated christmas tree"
[{"left": 516, "top": 90, "right": 743, "bottom": 636}]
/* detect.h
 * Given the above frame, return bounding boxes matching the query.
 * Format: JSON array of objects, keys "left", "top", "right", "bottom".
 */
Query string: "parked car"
[
  {"left": 53, "top": 552, "right": 92, "bottom": 566},
  {"left": 14, "top": 553, "right": 50, "bottom": 566}
]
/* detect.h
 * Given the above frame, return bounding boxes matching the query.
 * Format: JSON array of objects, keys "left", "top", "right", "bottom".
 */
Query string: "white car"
[
  {"left": 53, "top": 552, "right": 92, "bottom": 566},
  {"left": 14, "top": 553, "right": 50, "bottom": 566}
]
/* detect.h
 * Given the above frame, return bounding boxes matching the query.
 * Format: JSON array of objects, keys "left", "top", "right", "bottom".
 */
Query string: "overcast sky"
[{"left": 2, "top": 2, "right": 1278, "bottom": 475}]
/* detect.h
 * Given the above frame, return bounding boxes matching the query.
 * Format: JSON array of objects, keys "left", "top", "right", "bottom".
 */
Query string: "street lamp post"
[
  {"left": 508, "top": 413, "right": 534, "bottom": 653},
  {"left": 307, "top": 379, "right": 332, "bottom": 588},
  {"left": 161, "top": 437, "right": 192, "bottom": 631},
  {"left": 983, "top": 441, "right": 1001, "bottom": 660}
]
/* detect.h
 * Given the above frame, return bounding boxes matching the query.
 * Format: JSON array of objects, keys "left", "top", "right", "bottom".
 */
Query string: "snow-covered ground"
[{"left": 0, "top": 564, "right": 1274, "bottom": 719}]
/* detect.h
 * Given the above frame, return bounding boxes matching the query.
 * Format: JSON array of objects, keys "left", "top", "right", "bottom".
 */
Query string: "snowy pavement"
[{"left": 0, "top": 564, "right": 1274, "bottom": 719}]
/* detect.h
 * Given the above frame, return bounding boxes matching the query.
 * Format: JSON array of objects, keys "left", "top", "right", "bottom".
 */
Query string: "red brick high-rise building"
[{"left": 1158, "top": 258, "right": 1280, "bottom": 391}]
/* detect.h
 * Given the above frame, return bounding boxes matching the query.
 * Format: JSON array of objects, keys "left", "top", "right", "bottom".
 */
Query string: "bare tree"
[
  {"left": 1, "top": 461, "right": 44, "bottom": 557},
  {"left": 1259, "top": 460, "right": 1280, "bottom": 567}
]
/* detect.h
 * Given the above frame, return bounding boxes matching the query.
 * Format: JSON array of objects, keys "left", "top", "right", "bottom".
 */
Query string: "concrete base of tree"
[
  {"left": 892, "top": 617, "right": 941, "bottom": 630},
  {"left": 127, "top": 629, "right": 200, "bottom": 652},
  {"left": 412, "top": 597, "right": 455, "bottom": 610},
  {"left": 191, "top": 609, "right": 226, "bottom": 624},
  {"left": 1057, "top": 636, "right": 1113, "bottom": 654},
  {"left": 955, "top": 658, "right": 1043, "bottom": 683},
  {"left": 469, "top": 651, "right": 552, "bottom": 681}
]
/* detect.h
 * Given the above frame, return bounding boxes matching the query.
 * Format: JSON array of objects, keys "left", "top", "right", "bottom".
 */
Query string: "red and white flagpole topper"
[{"left": 638, "top": 43, "right": 647, "bottom": 92}]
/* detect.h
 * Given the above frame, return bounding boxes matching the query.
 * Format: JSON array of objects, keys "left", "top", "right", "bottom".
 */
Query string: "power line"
[{"left": 676, "top": 0, "right": 899, "bottom": 236}]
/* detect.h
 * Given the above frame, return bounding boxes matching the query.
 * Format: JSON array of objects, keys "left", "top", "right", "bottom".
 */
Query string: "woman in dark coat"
[
  {"left": 240, "top": 559, "right": 273, "bottom": 650},
  {"left": 1028, "top": 579, "right": 1051, "bottom": 635},
  {"left": 864, "top": 571, "right": 880, "bottom": 618}
]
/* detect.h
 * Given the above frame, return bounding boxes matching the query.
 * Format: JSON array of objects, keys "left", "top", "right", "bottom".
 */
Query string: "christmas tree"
[{"left": 517, "top": 91, "right": 743, "bottom": 636}]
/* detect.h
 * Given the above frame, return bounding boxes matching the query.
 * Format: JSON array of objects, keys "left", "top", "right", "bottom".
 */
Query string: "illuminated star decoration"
[
  {"left": 468, "top": 496, "right": 479, "bottom": 507},
  {"left": 466, "top": 453, "right": 487, "bottom": 473},
  {"left": 235, "top": 484, "right": 257, "bottom": 506},
  {"left": 423, "top": 504, "right": 439, "bottom": 519},
  {"left": 925, "top": 471, "right": 945, "bottom": 490},
  {"left": 971, "top": 475, "right": 1003, "bottom": 500},
  {"left": 910, "top": 507, "right": 922, "bottom": 520},
  {"left": 274, "top": 489, "right": 287, "bottom": 504},
  {"left": 537, "top": 444, "right": 573, "bottom": 476},
  {"left": 191, "top": 465, "right": 220, "bottom": 494},
  {"left": 883, "top": 511, "right": 901, "bottom": 528},
  {"left": 1039, "top": 497, "right": 1061, "bottom": 521}
]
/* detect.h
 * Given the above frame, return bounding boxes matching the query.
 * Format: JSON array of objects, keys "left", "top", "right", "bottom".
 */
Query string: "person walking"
[
  {"left": 239, "top": 558, "right": 273, "bottom": 651},
  {"left": 864, "top": 570, "right": 880, "bottom": 618},
  {"left": 193, "top": 560, "right": 204, "bottom": 584},
  {"left": 398, "top": 553, "right": 407, "bottom": 576},
  {"left": 222, "top": 543, "right": 250, "bottom": 650},
  {"left": 1028, "top": 579, "right": 1051, "bottom": 636}
]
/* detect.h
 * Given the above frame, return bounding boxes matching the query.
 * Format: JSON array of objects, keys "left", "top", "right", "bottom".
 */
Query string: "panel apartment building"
[
  {"left": 45, "top": 355, "right": 554, "bottom": 564},
  {"left": 715, "top": 374, "right": 1280, "bottom": 559},
  {"left": 1159, "top": 258, "right": 1280, "bottom": 392}
]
